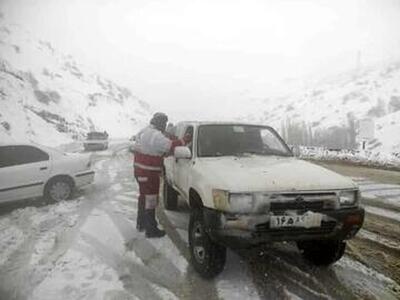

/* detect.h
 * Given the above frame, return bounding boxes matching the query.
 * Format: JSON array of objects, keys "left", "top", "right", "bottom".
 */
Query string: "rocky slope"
[{"left": 0, "top": 16, "right": 151, "bottom": 146}]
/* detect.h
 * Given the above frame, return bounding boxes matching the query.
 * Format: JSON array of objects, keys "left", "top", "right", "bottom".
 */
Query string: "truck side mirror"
[{"left": 174, "top": 146, "right": 191, "bottom": 159}]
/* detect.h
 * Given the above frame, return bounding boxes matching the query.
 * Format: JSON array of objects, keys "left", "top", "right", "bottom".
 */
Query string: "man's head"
[{"left": 150, "top": 112, "right": 168, "bottom": 132}]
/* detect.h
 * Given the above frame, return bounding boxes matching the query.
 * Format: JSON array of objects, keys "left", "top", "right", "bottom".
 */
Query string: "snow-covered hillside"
[
  {"left": 240, "top": 63, "right": 400, "bottom": 152},
  {"left": 0, "top": 16, "right": 151, "bottom": 146}
]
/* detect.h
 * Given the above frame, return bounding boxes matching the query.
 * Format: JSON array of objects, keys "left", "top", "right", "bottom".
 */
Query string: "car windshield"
[
  {"left": 87, "top": 132, "right": 107, "bottom": 140},
  {"left": 197, "top": 124, "right": 292, "bottom": 157}
]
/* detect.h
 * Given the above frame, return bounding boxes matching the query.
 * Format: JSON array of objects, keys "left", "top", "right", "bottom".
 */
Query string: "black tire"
[
  {"left": 297, "top": 240, "right": 346, "bottom": 266},
  {"left": 45, "top": 177, "right": 73, "bottom": 203},
  {"left": 163, "top": 179, "right": 178, "bottom": 210},
  {"left": 189, "top": 209, "right": 226, "bottom": 278}
]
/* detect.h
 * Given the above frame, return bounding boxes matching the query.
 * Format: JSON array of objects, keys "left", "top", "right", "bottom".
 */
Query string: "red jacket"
[{"left": 133, "top": 125, "right": 185, "bottom": 176}]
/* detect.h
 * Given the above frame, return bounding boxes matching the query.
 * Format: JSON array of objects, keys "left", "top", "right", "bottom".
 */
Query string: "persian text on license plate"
[{"left": 270, "top": 213, "right": 322, "bottom": 228}]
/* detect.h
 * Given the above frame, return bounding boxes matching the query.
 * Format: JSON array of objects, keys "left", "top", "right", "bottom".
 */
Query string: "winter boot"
[
  {"left": 136, "top": 197, "right": 145, "bottom": 232},
  {"left": 144, "top": 209, "right": 165, "bottom": 238}
]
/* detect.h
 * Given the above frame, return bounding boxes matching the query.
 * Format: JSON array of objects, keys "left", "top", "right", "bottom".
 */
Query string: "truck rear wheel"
[
  {"left": 189, "top": 209, "right": 226, "bottom": 278},
  {"left": 163, "top": 179, "right": 178, "bottom": 210},
  {"left": 297, "top": 240, "right": 346, "bottom": 266}
]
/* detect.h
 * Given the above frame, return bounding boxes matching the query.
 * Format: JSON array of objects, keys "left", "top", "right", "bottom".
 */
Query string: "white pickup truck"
[{"left": 163, "top": 122, "right": 364, "bottom": 278}]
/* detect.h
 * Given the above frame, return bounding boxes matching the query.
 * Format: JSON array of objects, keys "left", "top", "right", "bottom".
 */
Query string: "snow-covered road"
[{"left": 0, "top": 145, "right": 399, "bottom": 300}]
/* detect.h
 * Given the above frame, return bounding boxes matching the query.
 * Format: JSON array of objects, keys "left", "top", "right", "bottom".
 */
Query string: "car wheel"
[
  {"left": 297, "top": 240, "right": 346, "bottom": 266},
  {"left": 189, "top": 209, "right": 226, "bottom": 278},
  {"left": 163, "top": 179, "right": 178, "bottom": 210},
  {"left": 45, "top": 178, "right": 73, "bottom": 202}
]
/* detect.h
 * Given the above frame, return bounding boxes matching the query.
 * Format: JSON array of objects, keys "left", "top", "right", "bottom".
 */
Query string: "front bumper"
[{"left": 203, "top": 207, "right": 364, "bottom": 248}]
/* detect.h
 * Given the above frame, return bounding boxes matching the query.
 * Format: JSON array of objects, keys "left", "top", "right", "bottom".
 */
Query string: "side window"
[
  {"left": 260, "top": 129, "right": 287, "bottom": 153},
  {"left": 175, "top": 124, "right": 186, "bottom": 139},
  {"left": 0, "top": 146, "right": 49, "bottom": 168}
]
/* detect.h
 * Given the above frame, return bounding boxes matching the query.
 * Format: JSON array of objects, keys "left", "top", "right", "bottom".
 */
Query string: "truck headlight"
[
  {"left": 212, "top": 189, "right": 254, "bottom": 213},
  {"left": 229, "top": 193, "right": 254, "bottom": 213},
  {"left": 212, "top": 189, "right": 229, "bottom": 211},
  {"left": 338, "top": 190, "right": 358, "bottom": 206}
]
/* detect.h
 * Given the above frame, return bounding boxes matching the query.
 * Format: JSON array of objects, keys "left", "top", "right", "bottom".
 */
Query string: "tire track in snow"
[{"left": 238, "top": 244, "right": 356, "bottom": 300}]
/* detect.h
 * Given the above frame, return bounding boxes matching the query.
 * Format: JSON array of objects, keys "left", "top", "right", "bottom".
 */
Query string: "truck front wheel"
[
  {"left": 163, "top": 179, "right": 178, "bottom": 210},
  {"left": 189, "top": 209, "right": 226, "bottom": 278},
  {"left": 297, "top": 240, "right": 346, "bottom": 266}
]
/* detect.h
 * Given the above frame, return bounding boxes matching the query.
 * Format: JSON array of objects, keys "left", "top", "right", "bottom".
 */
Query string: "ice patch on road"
[
  {"left": 112, "top": 183, "right": 123, "bottom": 192},
  {"left": 358, "top": 229, "right": 400, "bottom": 250},
  {"left": 282, "top": 289, "right": 303, "bottom": 300},
  {"left": 365, "top": 205, "right": 400, "bottom": 222},
  {"left": 125, "top": 249, "right": 145, "bottom": 266},
  {"left": 363, "top": 193, "right": 400, "bottom": 208},
  {"left": 148, "top": 236, "right": 188, "bottom": 275},
  {"left": 335, "top": 256, "right": 400, "bottom": 300},
  {"left": 216, "top": 250, "right": 260, "bottom": 300},
  {"left": 123, "top": 190, "right": 139, "bottom": 197},
  {"left": 116, "top": 194, "right": 135, "bottom": 202},
  {"left": 363, "top": 189, "right": 400, "bottom": 197},
  {"left": 30, "top": 248, "right": 125, "bottom": 300},
  {"left": 30, "top": 231, "right": 57, "bottom": 266},
  {"left": 109, "top": 172, "right": 117, "bottom": 182},
  {"left": 81, "top": 209, "right": 125, "bottom": 255},
  {"left": 94, "top": 159, "right": 106, "bottom": 170},
  {"left": 111, "top": 200, "right": 137, "bottom": 216},
  {"left": 0, "top": 225, "right": 25, "bottom": 265},
  {"left": 150, "top": 283, "right": 179, "bottom": 300},
  {"left": 30, "top": 200, "right": 80, "bottom": 227},
  {"left": 176, "top": 228, "right": 188, "bottom": 244},
  {"left": 359, "top": 184, "right": 400, "bottom": 192}
]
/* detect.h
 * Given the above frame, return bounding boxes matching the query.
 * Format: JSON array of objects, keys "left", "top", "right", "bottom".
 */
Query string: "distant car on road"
[
  {"left": 0, "top": 143, "right": 94, "bottom": 203},
  {"left": 83, "top": 131, "right": 109, "bottom": 151}
]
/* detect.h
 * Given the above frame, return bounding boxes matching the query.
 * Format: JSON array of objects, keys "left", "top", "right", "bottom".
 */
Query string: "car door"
[
  {"left": 0, "top": 145, "right": 51, "bottom": 203},
  {"left": 174, "top": 126, "right": 193, "bottom": 197}
]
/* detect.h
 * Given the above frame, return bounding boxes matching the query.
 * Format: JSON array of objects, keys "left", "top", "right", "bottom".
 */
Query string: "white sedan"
[{"left": 0, "top": 143, "right": 94, "bottom": 203}]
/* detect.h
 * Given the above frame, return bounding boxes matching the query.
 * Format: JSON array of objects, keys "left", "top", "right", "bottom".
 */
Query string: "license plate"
[{"left": 270, "top": 212, "right": 322, "bottom": 228}]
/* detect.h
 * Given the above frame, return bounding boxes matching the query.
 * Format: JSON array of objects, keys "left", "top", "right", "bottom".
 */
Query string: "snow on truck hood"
[{"left": 197, "top": 156, "right": 357, "bottom": 192}]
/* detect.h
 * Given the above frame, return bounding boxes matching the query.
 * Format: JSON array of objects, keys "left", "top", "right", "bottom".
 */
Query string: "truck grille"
[
  {"left": 269, "top": 192, "right": 337, "bottom": 212},
  {"left": 270, "top": 201, "right": 324, "bottom": 211}
]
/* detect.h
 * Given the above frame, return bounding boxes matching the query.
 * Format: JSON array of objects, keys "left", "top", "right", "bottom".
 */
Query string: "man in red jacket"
[{"left": 133, "top": 113, "right": 190, "bottom": 238}]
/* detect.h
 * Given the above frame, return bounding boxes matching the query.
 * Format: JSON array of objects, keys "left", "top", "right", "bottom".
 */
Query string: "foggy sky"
[{"left": 1, "top": 0, "right": 400, "bottom": 121}]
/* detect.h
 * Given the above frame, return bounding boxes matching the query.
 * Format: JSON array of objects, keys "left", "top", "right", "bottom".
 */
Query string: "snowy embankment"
[
  {"left": 300, "top": 146, "right": 400, "bottom": 170},
  {"left": 0, "top": 17, "right": 151, "bottom": 147}
]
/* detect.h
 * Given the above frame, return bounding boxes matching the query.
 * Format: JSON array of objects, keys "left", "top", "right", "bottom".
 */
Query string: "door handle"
[{"left": 40, "top": 167, "right": 48, "bottom": 170}]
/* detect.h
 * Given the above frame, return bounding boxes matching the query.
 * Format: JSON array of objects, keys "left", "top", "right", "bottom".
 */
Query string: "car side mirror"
[
  {"left": 291, "top": 145, "right": 301, "bottom": 157},
  {"left": 174, "top": 146, "right": 191, "bottom": 159}
]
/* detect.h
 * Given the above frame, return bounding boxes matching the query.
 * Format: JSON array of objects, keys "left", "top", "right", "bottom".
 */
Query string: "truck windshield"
[{"left": 197, "top": 125, "right": 292, "bottom": 157}]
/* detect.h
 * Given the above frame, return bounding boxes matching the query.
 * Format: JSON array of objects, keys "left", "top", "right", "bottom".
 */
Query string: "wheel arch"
[
  {"left": 44, "top": 174, "right": 76, "bottom": 193},
  {"left": 189, "top": 188, "right": 204, "bottom": 209}
]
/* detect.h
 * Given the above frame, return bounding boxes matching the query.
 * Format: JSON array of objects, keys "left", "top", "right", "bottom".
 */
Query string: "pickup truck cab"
[{"left": 164, "top": 122, "right": 364, "bottom": 278}]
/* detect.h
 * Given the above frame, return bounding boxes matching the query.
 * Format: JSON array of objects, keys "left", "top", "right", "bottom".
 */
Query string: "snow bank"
[{"left": 300, "top": 146, "right": 400, "bottom": 169}]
